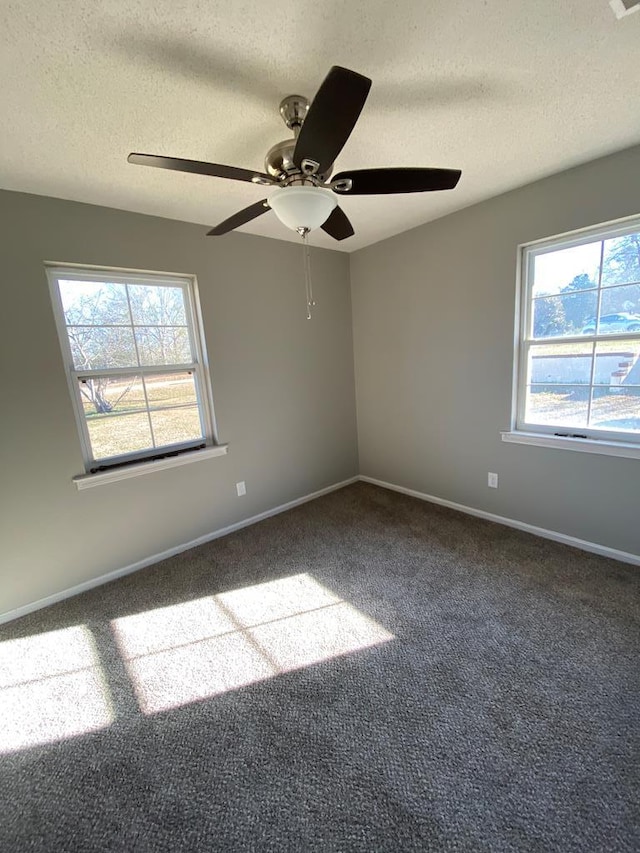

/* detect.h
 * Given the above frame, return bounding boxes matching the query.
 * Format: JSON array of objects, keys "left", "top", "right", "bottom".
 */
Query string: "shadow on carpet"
[{"left": 1, "top": 483, "right": 638, "bottom": 852}]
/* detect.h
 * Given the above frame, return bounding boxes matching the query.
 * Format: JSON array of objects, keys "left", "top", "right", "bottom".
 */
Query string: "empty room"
[{"left": 1, "top": 2, "right": 639, "bottom": 851}]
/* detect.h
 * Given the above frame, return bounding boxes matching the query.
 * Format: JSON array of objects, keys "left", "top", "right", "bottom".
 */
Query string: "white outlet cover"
[
  {"left": 488, "top": 473, "right": 498, "bottom": 488},
  {"left": 236, "top": 481, "right": 246, "bottom": 496}
]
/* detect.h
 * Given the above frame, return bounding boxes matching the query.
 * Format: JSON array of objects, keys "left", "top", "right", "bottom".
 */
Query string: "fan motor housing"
[
  {"left": 265, "top": 139, "right": 332, "bottom": 181},
  {"left": 264, "top": 139, "right": 297, "bottom": 177}
]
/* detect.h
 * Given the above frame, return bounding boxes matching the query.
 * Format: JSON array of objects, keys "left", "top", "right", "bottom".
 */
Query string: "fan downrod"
[
  {"left": 279, "top": 95, "right": 309, "bottom": 131},
  {"left": 266, "top": 94, "right": 335, "bottom": 181}
]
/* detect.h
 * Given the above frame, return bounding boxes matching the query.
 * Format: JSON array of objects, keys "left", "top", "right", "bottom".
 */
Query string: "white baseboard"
[
  {"left": 0, "top": 476, "right": 359, "bottom": 626},
  {"left": 359, "top": 475, "right": 640, "bottom": 567},
  {"left": 3, "top": 472, "right": 636, "bottom": 627}
]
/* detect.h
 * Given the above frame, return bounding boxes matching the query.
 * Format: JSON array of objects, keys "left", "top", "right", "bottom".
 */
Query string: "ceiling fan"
[{"left": 128, "top": 66, "right": 462, "bottom": 242}]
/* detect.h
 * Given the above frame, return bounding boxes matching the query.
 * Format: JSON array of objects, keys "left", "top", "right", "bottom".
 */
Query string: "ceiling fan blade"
[
  {"left": 293, "top": 66, "right": 372, "bottom": 175},
  {"left": 206, "top": 199, "right": 271, "bottom": 235},
  {"left": 321, "top": 206, "right": 354, "bottom": 241},
  {"left": 332, "top": 167, "right": 462, "bottom": 195},
  {"left": 128, "top": 153, "right": 274, "bottom": 185}
]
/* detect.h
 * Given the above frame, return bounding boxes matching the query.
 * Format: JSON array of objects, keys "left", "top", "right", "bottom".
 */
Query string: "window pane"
[
  {"left": 601, "top": 233, "right": 640, "bottom": 287},
  {"left": 593, "top": 339, "right": 640, "bottom": 386},
  {"left": 51, "top": 268, "right": 215, "bottom": 470},
  {"left": 589, "top": 388, "right": 640, "bottom": 432},
  {"left": 531, "top": 292, "right": 597, "bottom": 338},
  {"left": 87, "top": 412, "right": 153, "bottom": 460},
  {"left": 78, "top": 375, "right": 146, "bottom": 417},
  {"left": 150, "top": 407, "right": 203, "bottom": 446},
  {"left": 144, "top": 372, "right": 198, "bottom": 409},
  {"left": 521, "top": 228, "right": 640, "bottom": 441},
  {"left": 532, "top": 243, "right": 601, "bottom": 298},
  {"left": 59, "top": 281, "right": 130, "bottom": 326},
  {"left": 69, "top": 327, "right": 137, "bottom": 370},
  {"left": 598, "top": 284, "right": 640, "bottom": 328},
  {"left": 128, "top": 285, "right": 187, "bottom": 326},
  {"left": 528, "top": 343, "right": 593, "bottom": 385},
  {"left": 525, "top": 385, "right": 589, "bottom": 427},
  {"left": 135, "top": 327, "right": 192, "bottom": 365}
]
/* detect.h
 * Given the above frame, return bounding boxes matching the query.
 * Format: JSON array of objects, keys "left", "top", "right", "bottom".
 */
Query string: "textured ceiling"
[{"left": 1, "top": 1, "right": 639, "bottom": 252}]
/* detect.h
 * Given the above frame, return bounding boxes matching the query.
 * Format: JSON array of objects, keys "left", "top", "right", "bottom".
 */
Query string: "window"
[
  {"left": 512, "top": 217, "right": 640, "bottom": 452},
  {"left": 48, "top": 265, "right": 220, "bottom": 477}
]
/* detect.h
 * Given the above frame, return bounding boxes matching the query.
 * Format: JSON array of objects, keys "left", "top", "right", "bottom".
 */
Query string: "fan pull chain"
[{"left": 301, "top": 229, "right": 315, "bottom": 319}]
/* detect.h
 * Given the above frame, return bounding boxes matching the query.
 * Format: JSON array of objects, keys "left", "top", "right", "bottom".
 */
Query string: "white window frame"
[
  {"left": 47, "top": 263, "right": 227, "bottom": 486},
  {"left": 503, "top": 214, "right": 640, "bottom": 459}
]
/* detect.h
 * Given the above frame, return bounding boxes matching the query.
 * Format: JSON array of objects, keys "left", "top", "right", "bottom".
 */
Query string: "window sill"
[
  {"left": 501, "top": 431, "right": 640, "bottom": 459},
  {"left": 73, "top": 444, "right": 229, "bottom": 490}
]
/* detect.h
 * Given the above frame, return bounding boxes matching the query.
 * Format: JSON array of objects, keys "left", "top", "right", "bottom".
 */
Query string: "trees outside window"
[
  {"left": 48, "top": 267, "right": 216, "bottom": 471},
  {"left": 517, "top": 221, "right": 640, "bottom": 444}
]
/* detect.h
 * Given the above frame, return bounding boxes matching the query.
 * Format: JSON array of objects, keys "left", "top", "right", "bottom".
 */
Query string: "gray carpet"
[{"left": 1, "top": 482, "right": 638, "bottom": 852}]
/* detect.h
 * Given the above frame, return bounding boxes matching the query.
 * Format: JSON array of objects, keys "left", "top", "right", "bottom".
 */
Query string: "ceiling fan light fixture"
[
  {"left": 129, "top": 67, "right": 461, "bottom": 243},
  {"left": 268, "top": 186, "right": 337, "bottom": 233}
]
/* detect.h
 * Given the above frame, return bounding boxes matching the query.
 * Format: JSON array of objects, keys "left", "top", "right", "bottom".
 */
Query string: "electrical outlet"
[
  {"left": 488, "top": 472, "right": 498, "bottom": 489},
  {"left": 236, "top": 481, "right": 246, "bottom": 497}
]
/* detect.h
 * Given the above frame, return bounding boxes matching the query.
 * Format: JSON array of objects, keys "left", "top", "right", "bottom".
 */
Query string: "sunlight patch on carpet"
[
  {"left": 112, "top": 573, "right": 394, "bottom": 714},
  {"left": 0, "top": 626, "right": 114, "bottom": 753}
]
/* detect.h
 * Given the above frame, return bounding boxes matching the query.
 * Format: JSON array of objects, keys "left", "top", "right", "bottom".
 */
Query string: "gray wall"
[
  {"left": 0, "top": 191, "right": 358, "bottom": 617},
  {"left": 351, "top": 145, "right": 640, "bottom": 556},
  {"left": 3, "top": 142, "right": 639, "bottom": 620}
]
